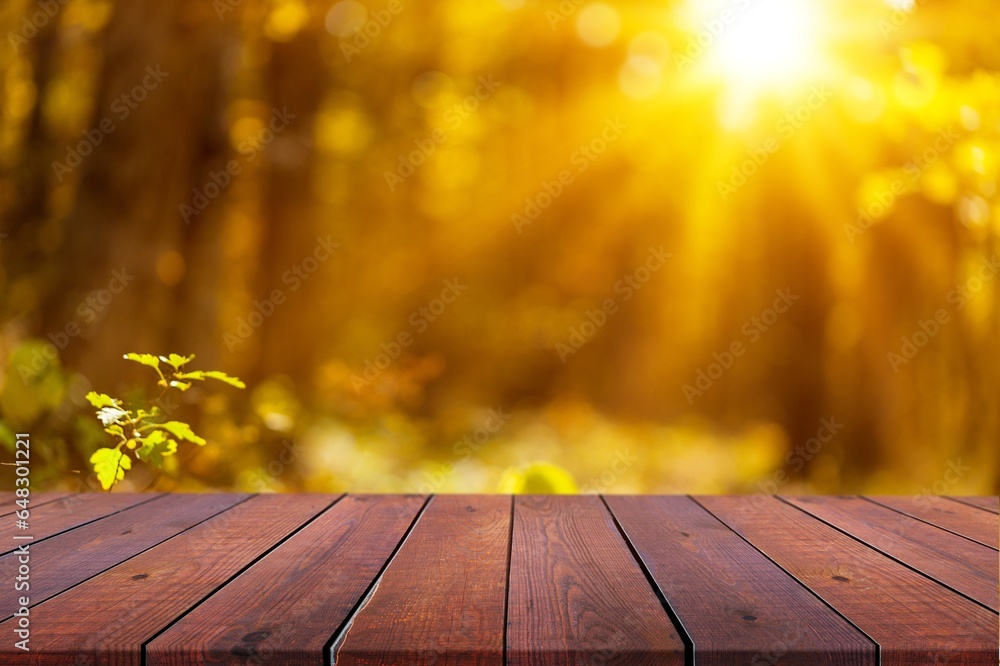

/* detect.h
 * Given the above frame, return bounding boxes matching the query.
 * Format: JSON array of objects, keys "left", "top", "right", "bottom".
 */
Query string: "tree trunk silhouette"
[{"left": 38, "top": 0, "right": 234, "bottom": 391}]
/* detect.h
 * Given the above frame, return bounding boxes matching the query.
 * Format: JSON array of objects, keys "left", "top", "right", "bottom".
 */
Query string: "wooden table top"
[{"left": 1, "top": 493, "right": 996, "bottom": 665}]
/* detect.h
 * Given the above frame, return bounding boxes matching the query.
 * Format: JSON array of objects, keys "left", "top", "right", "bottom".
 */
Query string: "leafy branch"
[{"left": 85, "top": 353, "right": 245, "bottom": 490}]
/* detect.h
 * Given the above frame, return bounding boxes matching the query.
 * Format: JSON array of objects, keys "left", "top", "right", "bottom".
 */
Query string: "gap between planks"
[
  {"left": 325, "top": 495, "right": 433, "bottom": 666},
  {"left": 140, "top": 494, "right": 346, "bottom": 663},
  {"left": 775, "top": 496, "right": 998, "bottom": 614}
]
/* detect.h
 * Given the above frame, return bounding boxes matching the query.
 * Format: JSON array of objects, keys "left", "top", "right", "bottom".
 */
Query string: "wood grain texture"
[
  {"left": 3, "top": 494, "right": 996, "bottom": 664},
  {"left": 333, "top": 495, "right": 510, "bottom": 666},
  {"left": 0, "top": 492, "right": 157, "bottom": 554},
  {"left": 784, "top": 496, "right": 999, "bottom": 610},
  {"left": 697, "top": 495, "right": 998, "bottom": 666},
  {"left": 146, "top": 494, "right": 425, "bottom": 666},
  {"left": 0, "top": 492, "right": 76, "bottom": 516},
  {"left": 606, "top": 495, "right": 875, "bottom": 666},
  {"left": 0, "top": 493, "right": 249, "bottom": 620},
  {"left": 947, "top": 496, "right": 1000, "bottom": 513},
  {"left": 507, "top": 495, "right": 685, "bottom": 666},
  {"left": 866, "top": 495, "right": 999, "bottom": 549},
  {"left": 0, "top": 493, "right": 334, "bottom": 666}
]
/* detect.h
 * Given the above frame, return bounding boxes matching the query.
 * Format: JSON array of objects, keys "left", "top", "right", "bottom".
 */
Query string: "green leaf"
[
  {"left": 136, "top": 407, "right": 160, "bottom": 420},
  {"left": 86, "top": 392, "right": 120, "bottom": 409},
  {"left": 90, "top": 448, "right": 131, "bottom": 490},
  {"left": 168, "top": 380, "right": 192, "bottom": 392},
  {"left": 174, "top": 370, "right": 246, "bottom": 389},
  {"left": 201, "top": 371, "right": 246, "bottom": 389},
  {"left": 161, "top": 353, "right": 195, "bottom": 370},
  {"left": 123, "top": 353, "right": 161, "bottom": 370},
  {"left": 135, "top": 431, "right": 178, "bottom": 467},
  {"left": 145, "top": 421, "right": 206, "bottom": 446}
]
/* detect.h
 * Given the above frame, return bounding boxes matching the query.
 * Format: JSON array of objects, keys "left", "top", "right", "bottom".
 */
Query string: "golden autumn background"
[{"left": 0, "top": 0, "right": 998, "bottom": 495}]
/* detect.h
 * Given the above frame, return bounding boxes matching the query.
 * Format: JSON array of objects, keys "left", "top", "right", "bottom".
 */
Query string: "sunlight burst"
[{"left": 703, "top": 0, "right": 829, "bottom": 96}]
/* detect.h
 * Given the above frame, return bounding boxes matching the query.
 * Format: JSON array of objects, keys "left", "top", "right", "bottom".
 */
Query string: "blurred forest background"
[{"left": 0, "top": 0, "right": 997, "bottom": 494}]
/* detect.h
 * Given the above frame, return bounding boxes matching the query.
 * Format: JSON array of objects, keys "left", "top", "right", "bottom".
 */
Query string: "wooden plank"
[
  {"left": 507, "top": 495, "right": 685, "bottom": 666},
  {"left": 0, "top": 492, "right": 77, "bottom": 517},
  {"left": 0, "top": 493, "right": 335, "bottom": 665},
  {"left": 866, "top": 495, "right": 999, "bottom": 549},
  {"left": 0, "top": 493, "right": 157, "bottom": 553},
  {"left": 697, "top": 496, "right": 998, "bottom": 666},
  {"left": 785, "top": 496, "right": 998, "bottom": 610},
  {"left": 606, "top": 495, "right": 875, "bottom": 665},
  {"left": 947, "top": 496, "right": 1000, "bottom": 513},
  {"left": 333, "top": 495, "right": 510, "bottom": 666},
  {"left": 0, "top": 493, "right": 249, "bottom": 620},
  {"left": 146, "top": 494, "right": 426, "bottom": 666}
]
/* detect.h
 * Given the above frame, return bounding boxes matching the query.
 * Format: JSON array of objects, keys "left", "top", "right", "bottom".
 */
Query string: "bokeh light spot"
[
  {"left": 629, "top": 32, "right": 670, "bottom": 63},
  {"left": 576, "top": 3, "right": 620, "bottom": 48},
  {"left": 619, "top": 56, "right": 662, "bottom": 99},
  {"left": 411, "top": 71, "right": 455, "bottom": 109},
  {"left": 266, "top": 0, "right": 310, "bottom": 42},
  {"left": 325, "top": 0, "right": 368, "bottom": 37},
  {"left": 156, "top": 251, "right": 186, "bottom": 286}
]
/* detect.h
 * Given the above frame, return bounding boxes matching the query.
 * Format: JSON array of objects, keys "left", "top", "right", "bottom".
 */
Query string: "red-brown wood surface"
[
  {"left": 947, "top": 496, "right": 1000, "bottom": 513},
  {"left": 0, "top": 494, "right": 334, "bottom": 665},
  {"left": 333, "top": 495, "right": 511, "bottom": 666},
  {"left": 784, "top": 496, "right": 999, "bottom": 610},
  {"left": 506, "top": 495, "right": 685, "bottom": 666},
  {"left": 697, "top": 495, "right": 998, "bottom": 666},
  {"left": 2, "top": 494, "right": 997, "bottom": 664},
  {"left": 0, "top": 493, "right": 248, "bottom": 620},
  {"left": 146, "top": 494, "right": 425, "bottom": 666},
  {"left": 606, "top": 495, "right": 875, "bottom": 665},
  {"left": 0, "top": 492, "right": 76, "bottom": 516},
  {"left": 866, "top": 495, "right": 999, "bottom": 548},
  {"left": 0, "top": 492, "right": 156, "bottom": 553}
]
